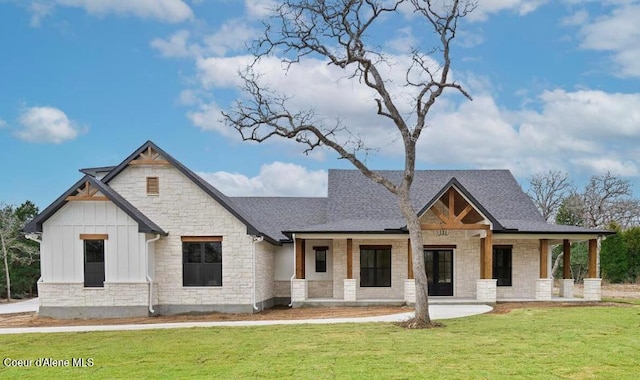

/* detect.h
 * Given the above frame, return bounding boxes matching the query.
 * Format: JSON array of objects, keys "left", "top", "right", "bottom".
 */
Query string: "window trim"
[
  {"left": 182, "top": 238, "right": 223, "bottom": 287},
  {"left": 493, "top": 245, "right": 512, "bottom": 287},
  {"left": 359, "top": 245, "right": 392, "bottom": 288}
]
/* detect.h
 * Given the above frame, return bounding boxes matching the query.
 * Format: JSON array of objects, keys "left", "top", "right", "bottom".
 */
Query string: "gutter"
[
  {"left": 251, "top": 235, "right": 264, "bottom": 311},
  {"left": 288, "top": 233, "right": 296, "bottom": 307},
  {"left": 145, "top": 234, "right": 161, "bottom": 314}
]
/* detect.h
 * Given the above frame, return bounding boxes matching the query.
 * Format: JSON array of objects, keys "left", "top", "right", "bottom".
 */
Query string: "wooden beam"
[
  {"left": 539, "top": 239, "right": 548, "bottom": 278},
  {"left": 79, "top": 234, "right": 108, "bottom": 240},
  {"left": 448, "top": 188, "right": 455, "bottom": 220},
  {"left": 66, "top": 195, "right": 109, "bottom": 201},
  {"left": 129, "top": 159, "right": 171, "bottom": 166},
  {"left": 480, "top": 238, "right": 485, "bottom": 279},
  {"left": 483, "top": 231, "right": 493, "bottom": 279},
  {"left": 347, "top": 238, "right": 353, "bottom": 280},
  {"left": 588, "top": 239, "right": 598, "bottom": 278},
  {"left": 181, "top": 236, "right": 222, "bottom": 242},
  {"left": 407, "top": 239, "right": 413, "bottom": 280},
  {"left": 563, "top": 239, "right": 571, "bottom": 279},
  {"left": 421, "top": 223, "right": 490, "bottom": 231},
  {"left": 453, "top": 204, "right": 474, "bottom": 224},
  {"left": 301, "top": 239, "right": 306, "bottom": 279},
  {"left": 295, "top": 238, "right": 304, "bottom": 279},
  {"left": 430, "top": 205, "right": 450, "bottom": 224}
]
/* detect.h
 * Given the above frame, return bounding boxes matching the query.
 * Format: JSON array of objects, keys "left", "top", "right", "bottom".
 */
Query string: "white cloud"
[
  {"left": 187, "top": 101, "right": 234, "bottom": 137},
  {"left": 0, "top": 118, "right": 7, "bottom": 129},
  {"left": 29, "top": 1, "right": 54, "bottom": 27},
  {"left": 468, "top": 0, "right": 549, "bottom": 21},
  {"left": 245, "top": 0, "right": 278, "bottom": 20},
  {"left": 32, "top": 0, "right": 194, "bottom": 24},
  {"left": 203, "top": 19, "right": 257, "bottom": 56},
  {"left": 575, "top": 3, "right": 640, "bottom": 77},
  {"left": 151, "top": 30, "right": 197, "bottom": 58},
  {"left": 198, "top": 162, "right": 327, "bottom": 196},
  {"left": 15, "top": 106, "right": 82, "bottom": 143}
]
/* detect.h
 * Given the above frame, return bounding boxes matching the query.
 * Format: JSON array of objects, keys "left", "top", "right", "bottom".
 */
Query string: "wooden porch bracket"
[
  {"left": 347, "top": 238, "right": 353, "bottom": 280},
  {"left": 295, "top": 238, "right": 306, "bottom": 279},
  {"left": 539, "top": 239, "right": 548, "bottom": 278},
  {"left": 482, "top": 231, "right": 493, "bottom": 279},
  {"left": 563, "top": 239, "right": 571, "bottom": 279},
  {"left": 407, "top": 239, "right": 413, "bottom": 280},
  {"left": 588, "top": 239, "right": 597, "bottom": 278}
]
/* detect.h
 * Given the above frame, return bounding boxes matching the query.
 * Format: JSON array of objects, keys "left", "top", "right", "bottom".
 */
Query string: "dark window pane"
[
  {"left": 84, "top": 240, "right": 105, "bottom": 287},
  {"left": 493, "top": 247, "right": 512, "bottom": 287},
  {"left": 315, "top": 250, "right": 327, "bottom": 273},
  {"left": 183, "top": 241, "right": 222, "bottom": 287},
  {"left": 204, "top": 242, "right": 222, "bottom": 263},
  {"left": 360, "top": 248, "right": 391, "bottom": 287}
]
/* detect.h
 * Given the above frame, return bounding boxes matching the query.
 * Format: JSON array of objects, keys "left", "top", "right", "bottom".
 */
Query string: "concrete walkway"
[
  {"left": 0, "top": 304, "right": 492, "bottom": 335},
  {"left": 0, "top": 298, "right": 39, "bottom": 315}
]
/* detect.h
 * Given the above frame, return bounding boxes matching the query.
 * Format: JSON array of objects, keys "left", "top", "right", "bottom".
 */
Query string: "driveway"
[
  {"left": 0, "top": 298, "right": 39, "bottom": 315},
  {"left": 0, "top": 303, "right": 492, "bottom": 335}
]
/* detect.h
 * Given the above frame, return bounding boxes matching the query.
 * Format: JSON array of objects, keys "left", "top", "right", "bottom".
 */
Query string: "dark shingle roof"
[{"left": 230, "top": 197, "right": 327, "bottom": 241}]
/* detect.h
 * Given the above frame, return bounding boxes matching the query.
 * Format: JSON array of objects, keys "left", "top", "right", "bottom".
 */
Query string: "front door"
[{"left": 424, "top": 249, "right": 454, "bottom": 296}]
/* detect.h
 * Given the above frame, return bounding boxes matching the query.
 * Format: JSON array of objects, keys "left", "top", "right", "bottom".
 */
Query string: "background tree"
[
  {"left": 0, "top": 202, "right": 39, "bottom": 301},
  {"left": 223, "top": 0, "right": 476, "bottom": 327},
  {"left": 528, "top": 170, "right": 573, "bottom": 222},
  {"left": 600, "top": 224, "right": 628, "bottom": 283},
  {"left": 579, "top": 172, "right": 640, "bottom": 229}
]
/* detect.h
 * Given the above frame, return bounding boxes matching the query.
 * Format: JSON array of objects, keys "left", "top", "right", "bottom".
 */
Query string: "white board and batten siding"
[{"left": 41, "top": 201, "right": 148, "bottom": 283}]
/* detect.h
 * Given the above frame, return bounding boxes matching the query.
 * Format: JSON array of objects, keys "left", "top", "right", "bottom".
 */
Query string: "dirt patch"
[{"left": 0, "top": 305, "right": 412, "bottom": 328}]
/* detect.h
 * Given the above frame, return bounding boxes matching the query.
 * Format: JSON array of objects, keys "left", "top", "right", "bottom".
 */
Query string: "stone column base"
[
  {"left": 476, "top": 279, "right": 497, "bottom": 303},
  {"left": 343, "top": 279, "right": 357, "bottom": 301},
  {"left": 559, "top": 279, "right": 574, "bottom": 298},
  {"left": 535, "top": 279, "right": 553, "bottom": 300},
  {"left": 583, "top": 278, "right": 602, "bottom": 301},
  {"left": 291, "top": 279, "right": 307, "bottom": 302},
  {"left": 404, "top": 279, "right": 416, "bottom": 304}
]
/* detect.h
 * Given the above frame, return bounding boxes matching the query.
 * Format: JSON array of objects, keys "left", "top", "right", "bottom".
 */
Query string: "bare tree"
[
  {"left": 223, "top": 0, "right": 476, "bottom": 328},
  {"left": 528, "top": 170, "right": 573, "bottom": 222},
  {"left": 581, "top": 172, "right": 640, "bottom": 229}
]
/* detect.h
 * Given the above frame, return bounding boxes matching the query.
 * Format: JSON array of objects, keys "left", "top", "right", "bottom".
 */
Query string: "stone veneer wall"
[
  {"left": 332, "top": 239, "right": 347, "bottom": 299},
  {"left": 255, "top": 240, "right": 275, "bottom": 309},
  {"left": 38, "top": 282, "right": 150, "bottom": 318},
  {"left": 307, "top": 281, "right": 333, "bottom": 298},
  {"left": 494, "top": 239, "right": 539, "bottom": 299},
  {"left": 109, "top": 165, "right": 257, "bottom": 313}
]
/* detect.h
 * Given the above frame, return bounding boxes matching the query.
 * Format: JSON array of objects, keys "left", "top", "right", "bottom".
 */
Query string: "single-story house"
[{"left": 24, "top": 141, "right": 608, "bottom": 318}]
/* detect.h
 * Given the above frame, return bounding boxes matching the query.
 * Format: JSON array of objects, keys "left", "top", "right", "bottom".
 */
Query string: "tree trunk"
[
  {"left": 551, "top": 252, "right": 563, "bottom": 280},
  {"left": 397, "top": 188, "right": 433, "bottom": 327},
  {"left": 1, "top": 234, "right": 11, "bottom": 302}
]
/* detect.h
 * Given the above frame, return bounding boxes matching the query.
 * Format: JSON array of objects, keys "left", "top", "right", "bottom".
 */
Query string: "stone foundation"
[
  {"left": 583, "top": 278, "right": 602, "bottom": 301},
  {"left": 404, "top": 279, "right": 416, "bottom": 304},
  {"left": 559, "top": 279, "right": 574, "bottom": 298},
  {"left": 291, "top": 279, "right": 308, "bottom": 302},
  {"left": 343, "top": 279, "right": 357, "bottom": 301},
  {"left": 476, "top": 279, "right": 497, "bottom": 302},
  {"left": 535, "top": 279, "right": 552, "bottom": 300}
]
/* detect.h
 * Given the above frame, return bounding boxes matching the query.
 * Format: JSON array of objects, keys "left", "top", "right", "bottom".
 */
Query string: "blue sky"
[{"left": 1, "top": 0, "right": 639, "bottom": 210}]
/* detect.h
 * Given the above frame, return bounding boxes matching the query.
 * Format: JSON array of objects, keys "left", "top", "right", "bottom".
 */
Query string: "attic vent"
[{"left": 146, "top": 177, "right": 159, "bottom": 195}]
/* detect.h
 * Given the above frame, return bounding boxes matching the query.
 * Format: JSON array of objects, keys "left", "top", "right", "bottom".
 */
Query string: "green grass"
[{"left": 1, "top": 306, "right": 639, "bottom": 379}]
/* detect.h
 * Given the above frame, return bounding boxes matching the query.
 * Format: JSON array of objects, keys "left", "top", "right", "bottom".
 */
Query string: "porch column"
[
  {"left": 292, "top": 238, "right": 307, "bottom": 304},
  {"left": 404, "top": 239, "right": 416, "bottom": 304},
  {"left": 584, "top": 239, "right": 602, "bottom": 301},
  {"left": 477, "top": 230, "right": 496, "bottom": 303},
  {"left": 536, "top": 239, "right": 552, "bottom": 300},
  {"left": 344, "top": 239, "right": 356, "bottom": 301},
  {"left": 559, "top": 239, "right": 574, "bottom": 298}
]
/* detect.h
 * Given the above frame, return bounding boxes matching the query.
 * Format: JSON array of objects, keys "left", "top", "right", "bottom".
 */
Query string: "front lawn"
[{"left": 1, "top": 305, "right": 639, "bottom": 379}]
